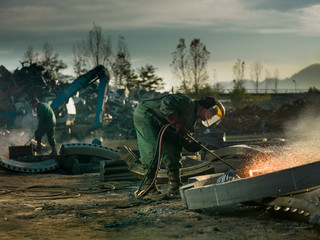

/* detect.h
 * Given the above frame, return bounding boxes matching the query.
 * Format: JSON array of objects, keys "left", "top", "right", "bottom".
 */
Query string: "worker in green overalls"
[
  {"left": 31, "top": 98, "right": 57, "bottom": 155},
  {"left": 133, "top": 93, "right": 225, "bottom": 200}
]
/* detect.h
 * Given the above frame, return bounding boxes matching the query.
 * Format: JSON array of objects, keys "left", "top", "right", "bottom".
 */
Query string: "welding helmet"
[{"left": 201, "top": 99, "right": 225, "bottom": 127}]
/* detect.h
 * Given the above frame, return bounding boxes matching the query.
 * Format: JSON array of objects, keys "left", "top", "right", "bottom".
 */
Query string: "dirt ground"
[{"left": 0, "top": 140, "right": 320, "bottom": 240}]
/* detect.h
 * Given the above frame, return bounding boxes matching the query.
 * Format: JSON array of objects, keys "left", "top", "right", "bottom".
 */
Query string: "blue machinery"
[{"left": 50, "top": 65, "right": 110, "bottom": 130}]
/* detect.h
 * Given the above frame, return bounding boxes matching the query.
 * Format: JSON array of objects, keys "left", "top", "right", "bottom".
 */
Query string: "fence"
[{"left": 217, "top": 88, "right": 308, "bottom": 94}]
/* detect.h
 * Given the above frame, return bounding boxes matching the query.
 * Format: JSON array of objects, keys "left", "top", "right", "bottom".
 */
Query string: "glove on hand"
[
  {"left": 179, "top": 135, "right": 203, "bottom": 152},
  {"left": 174, "top": 122, "right": 188, "bottom": 136}
]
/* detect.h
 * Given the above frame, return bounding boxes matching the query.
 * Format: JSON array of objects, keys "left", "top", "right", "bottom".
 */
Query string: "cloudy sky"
[{"left": 1, "top": 0, "right": 320, "bottom": 90}]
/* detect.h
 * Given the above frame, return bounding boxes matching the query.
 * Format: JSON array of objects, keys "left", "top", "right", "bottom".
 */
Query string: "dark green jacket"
[
  {"left": 37, "top": 102, "right": 56, "bottom": 127},
  {"left": 135, "top": 93, "right": 199, "bottom": 132}
]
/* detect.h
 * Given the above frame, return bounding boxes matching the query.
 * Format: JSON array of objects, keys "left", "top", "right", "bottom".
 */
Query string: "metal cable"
[
  {"left": 134, "top": 124, "right": 173, "bottom": 198},
  {"left": 0, "top": 183, "right": 131, "bottom": 200}
]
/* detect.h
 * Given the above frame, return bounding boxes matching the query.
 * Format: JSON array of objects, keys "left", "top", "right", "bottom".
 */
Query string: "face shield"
[{"left": 201, "top": 100, "right": 225, "bottom": 127}]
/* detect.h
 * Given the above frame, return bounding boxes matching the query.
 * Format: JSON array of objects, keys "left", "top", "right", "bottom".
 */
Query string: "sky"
[{"left": 1, "top": 0, "right": 320, "bottom": 91}]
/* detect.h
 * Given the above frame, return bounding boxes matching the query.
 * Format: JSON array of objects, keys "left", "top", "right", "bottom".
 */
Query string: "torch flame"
[{"left": 248, "top": 169, "right": 265, "bottom": 177}]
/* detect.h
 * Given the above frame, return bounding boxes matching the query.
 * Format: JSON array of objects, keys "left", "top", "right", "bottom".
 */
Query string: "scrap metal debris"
[
  {"left": 219, "top": 91, "right": 320, "bottom": 134},
  {"left": 0, "top": 155, "right": 59, "bottom": 173},
  {"left": 0, "top": 63, "right": 138, "bottom": 140},
  {"left": 180, "top": 160, "right": 320, "bottom": 210}
]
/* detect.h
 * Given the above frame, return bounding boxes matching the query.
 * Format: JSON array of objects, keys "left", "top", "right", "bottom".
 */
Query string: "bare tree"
[
  {"left": 21, "top": 43, "right": 67, "bottom": 84},
  {"left": 73, "top": 41, "right": 89, "bottom": 76},
  {"left": 250, "top": 60, "right": 263, "bottom": 93},
  {"left": 111, "top": 35, "right": 132, "bottom": 87},
  {"left": 170, "top": 38, "right": 189, "bottom": 92},
  {"left": 264, "top": 69, "right": 271, "bottom": 93},
  {"left": 22, "top": 45, "right": 39, "bottom": 65},
  {"left": 73, "top": 23, "right": 112, "bottom": 75},
  {"left": 88, "top": 23, "right": 112, "bottom": 66},
  {"left": 233, "top": 59, "right": 246, "bottom": 89},
  {"left": 41, "top": 42, "right": 67, "bottom": 80},
  {"left": 188, "top": 39, "right": 210, "bottom": 94},
  {"left": 171, "top": 38, "right": 210, "bottom": 94},
  {"left": 273, "top": 68, "right": 280, "bottom": 93},
  {"left": 230, "top": 59, "right": 246, "bottom": 109}
]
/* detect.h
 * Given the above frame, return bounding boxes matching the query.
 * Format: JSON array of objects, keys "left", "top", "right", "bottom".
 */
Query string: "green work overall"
[
  {"left": 35, "top": 102, "right": 57, "bottom": 148},
  {"left": 133, "top": 93, "right": 199, "bottom": 178}
]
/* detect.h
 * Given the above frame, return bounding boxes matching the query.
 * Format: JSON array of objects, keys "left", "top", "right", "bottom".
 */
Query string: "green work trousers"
[
  {"left": 133, "top": 106, "right": 182, "bottom": 173},
  {"left": 35, "top": 124, "right": 56, "bottom": 148}
]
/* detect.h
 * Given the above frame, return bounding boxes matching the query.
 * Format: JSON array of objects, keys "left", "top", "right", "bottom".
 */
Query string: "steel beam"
[{"left": 180, "top": 160, "right": 320, "bottom": 209}]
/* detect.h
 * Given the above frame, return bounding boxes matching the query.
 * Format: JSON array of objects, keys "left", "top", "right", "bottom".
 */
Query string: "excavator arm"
[{"left": 50, "top": 65, "right": 110, "bottom": 130}]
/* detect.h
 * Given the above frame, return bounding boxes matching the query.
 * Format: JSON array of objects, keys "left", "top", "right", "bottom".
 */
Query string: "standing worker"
[
  {"left": 133, "top": 93, "right": 225, "bottom": 200},
  {"left": 31, "top": 98, "right": 57, "bottom": 155}
]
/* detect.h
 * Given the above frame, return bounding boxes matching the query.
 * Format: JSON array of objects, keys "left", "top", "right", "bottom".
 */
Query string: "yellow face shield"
[{"left": 201, "top": 100, "right": 225, "bottom": 127}]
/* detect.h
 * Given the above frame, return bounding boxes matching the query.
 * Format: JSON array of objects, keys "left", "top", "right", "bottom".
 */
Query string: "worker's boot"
[
  {"left": 36, "top": 141, "right": 42, "bottom": 154},
  {"left": 167, "top": 170, "right": 183, "bottom": 196},
  {"left": 50, "top": 146, "right": 58, "bottom": 156},
  {"left": 141, "top": 178, "right": 167, "bottom": 201}
]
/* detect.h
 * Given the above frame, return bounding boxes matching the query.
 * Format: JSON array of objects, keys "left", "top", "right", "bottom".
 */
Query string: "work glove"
[
  {"left": 174, "top": 122, "right": 188, "bottom": 136},
  {"left": 179, "top": 135, "right": 203, "bottom": 152}
]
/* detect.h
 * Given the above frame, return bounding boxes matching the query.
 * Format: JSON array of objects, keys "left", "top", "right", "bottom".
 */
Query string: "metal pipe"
[{"left": 186, "top": 133, "right": 237, "bottom": 171}]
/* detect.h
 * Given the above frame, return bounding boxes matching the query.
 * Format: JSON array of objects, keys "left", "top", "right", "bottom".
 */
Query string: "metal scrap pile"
[
  {"left": 0, "top": 63, "right": 58, "bottom": 130},
  {"left": 220, "top": 91, "right": 320, "bottom": 134},
  {"left": 102, "top": 96, "right": 137, "bottom": 139},
  {"left": 0, "top": 63, "right": 54, "bottom": 109},
  {"left": 0, "top": 64, "right": 138, "bottom": 140}
]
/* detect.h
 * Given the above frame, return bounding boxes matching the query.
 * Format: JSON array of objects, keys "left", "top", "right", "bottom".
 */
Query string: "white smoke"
[
  {"left": 0, "top": 128, "right": 35, "bottom": 157},
  {"left": 284, "top": 105, "right": 320, "bottom": 142}
]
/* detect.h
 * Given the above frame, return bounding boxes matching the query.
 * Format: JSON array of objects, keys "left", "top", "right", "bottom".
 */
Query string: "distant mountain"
[{"left": 282, "top": 63, "right": 320, "bottom": 90}]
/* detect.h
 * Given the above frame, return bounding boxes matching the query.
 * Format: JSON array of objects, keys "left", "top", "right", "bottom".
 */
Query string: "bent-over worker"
[
  {"left": 31, "top": 98, "right": 57, "bottom": 155},
  {"left": 133, "top": 93, "right": 225, "bottom": 200}
]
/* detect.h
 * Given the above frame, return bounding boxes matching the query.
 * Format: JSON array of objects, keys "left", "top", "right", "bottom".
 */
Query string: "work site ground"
[{"left": 0, "top": 139, "right": 319, "bottom": 240}]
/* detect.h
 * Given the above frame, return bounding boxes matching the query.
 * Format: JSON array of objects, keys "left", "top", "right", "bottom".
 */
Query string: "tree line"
[{"left": 20, "top": 23, "right": 281, "bottom": 101}]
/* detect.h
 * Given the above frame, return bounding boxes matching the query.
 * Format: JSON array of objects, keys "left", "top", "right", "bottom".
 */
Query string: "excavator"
[{"left": 50, "top": 65, "right": 110, "bottom": 131}]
